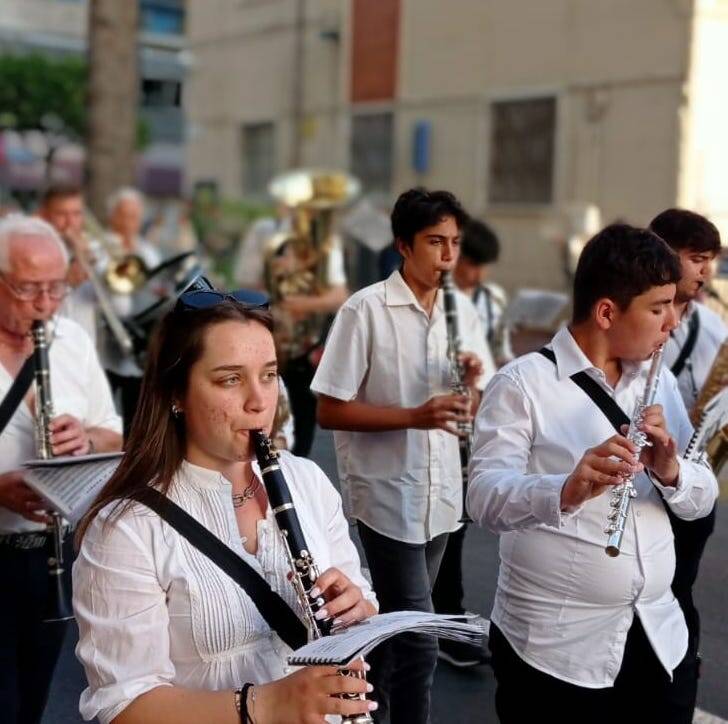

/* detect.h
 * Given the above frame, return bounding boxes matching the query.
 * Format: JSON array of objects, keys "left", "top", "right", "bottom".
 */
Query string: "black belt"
[{"left": 0, "top": 525, "right": 70, "bottom": 551}]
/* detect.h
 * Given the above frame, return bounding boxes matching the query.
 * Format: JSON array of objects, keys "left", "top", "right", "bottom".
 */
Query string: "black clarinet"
[
  {"left": 252, "top": 430, "right": 373, "bottom": 724},
  {"left": 440, "top": 271, "right": 473, "bottom": 523}
]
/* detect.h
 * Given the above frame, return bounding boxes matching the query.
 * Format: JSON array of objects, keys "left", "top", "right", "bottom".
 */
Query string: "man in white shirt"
[
  {"left": 312, "top": 188, "right": 492, "bottom": 724},
  {"left": 451, "top": 217, "right": 514, "bottom": 366},
  {"left": 468, "top": 224, "right": 718, "bottom": 724},
  {"left": 0, "top": 215, "right": 123, "bottom": 724},
  {"left": 648, "top": 208, "right": 727, "bottom": 715},
  {"left": 102, "top": 187, "right": 162, "bottom": 437}
]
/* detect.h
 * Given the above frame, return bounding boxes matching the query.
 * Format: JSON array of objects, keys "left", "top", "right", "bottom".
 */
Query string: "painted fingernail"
[
  {"left": 314, "top": 608, "right": 328, "bottom": 620},
  {"left": 310, "top": 587, "right": 321, "bottom": 598},
  {"left": 332, "top": 617, "right": 343, "bottom": 626},
  {"left": 368, "top": 702, "right": 379, "bottom": 711},
  {"left": 366, "top": 683, "right": 374, "bottom": 693},
  {"left": 363, "top": 662, "right": 371, "bottom": 672}
]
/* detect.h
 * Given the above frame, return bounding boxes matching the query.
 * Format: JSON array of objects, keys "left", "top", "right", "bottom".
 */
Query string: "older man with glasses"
[{"left": 0, "top": 214, "right": 122, "bottom": 724}]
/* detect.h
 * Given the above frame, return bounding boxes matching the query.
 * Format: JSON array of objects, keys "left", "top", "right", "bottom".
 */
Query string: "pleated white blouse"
[{"left": 73, "top": 454, "right": 376, "bottom": 724}]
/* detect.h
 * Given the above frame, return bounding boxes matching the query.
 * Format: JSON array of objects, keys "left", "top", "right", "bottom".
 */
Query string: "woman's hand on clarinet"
[
  {"left": 50, "top": 414, "right": 91, "bottom": 456},
  {"left": 310, "top": 567, "right": 377, "bottom": 629},
  {"left": 254, "top": 664, "right": 377, "bottom": 724},
  {"left": 561, "top": 434, "right": 643, "bottom": 509}
]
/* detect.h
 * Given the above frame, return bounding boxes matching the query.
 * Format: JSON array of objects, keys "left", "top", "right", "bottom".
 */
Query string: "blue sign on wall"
[{"left": 412, "top": 120, "right": 432, "bottom": 174}]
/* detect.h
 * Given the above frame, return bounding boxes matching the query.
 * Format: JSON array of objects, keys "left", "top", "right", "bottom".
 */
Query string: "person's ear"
[
  {"left": 594, "top": 298, "right": 617, "bottom": 330},
  {"left": 395, "top": 237, "right": 411, "bottom": 259}
]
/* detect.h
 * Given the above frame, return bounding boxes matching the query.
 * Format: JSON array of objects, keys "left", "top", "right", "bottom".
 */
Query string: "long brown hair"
[{"left": 76, "top": 300, "right": 274, "bottom": 545}]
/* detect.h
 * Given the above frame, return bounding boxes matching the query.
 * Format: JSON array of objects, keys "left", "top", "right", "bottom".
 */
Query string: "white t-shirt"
[
  {"left": 311, "top": 270, "right": 495, "bottom": 544},
  {"left": 73, "top": 455, "right": 376, "bottom": 724},
  {"left": 468, "top": 326, "right": 718, "bottom": 687},
  {"left": 0, "top": 317, "right": 122, "bottom": 534}
]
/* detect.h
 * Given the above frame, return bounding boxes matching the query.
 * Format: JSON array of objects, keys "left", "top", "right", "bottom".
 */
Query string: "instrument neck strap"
[
  {"left": 133, "top": 488, "right": 308, "bottom": 651},
  {"left": 669, "top": 310, "right": 700, "bottom": 378},
  {"left": 0, "top": 356, "right": 35, "bottom": 436},
  {"left": 538, "top": 347, "right": 629, "bottom": 432}
]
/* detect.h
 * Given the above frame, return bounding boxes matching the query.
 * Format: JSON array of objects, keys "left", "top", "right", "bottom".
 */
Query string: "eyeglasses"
[
  {"left": 175, "top": 288, "right": 270, "bottom": 312},
  {"left": 0, "top": 273, "right": 69, "bottom": 301}
]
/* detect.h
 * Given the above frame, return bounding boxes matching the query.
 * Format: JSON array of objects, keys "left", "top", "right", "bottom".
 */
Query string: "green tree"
[{"left": 0, "top": 53, "right": 87, "bottom": 136}]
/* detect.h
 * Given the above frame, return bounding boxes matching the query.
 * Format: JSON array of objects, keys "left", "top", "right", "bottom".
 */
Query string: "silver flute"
[
  {"left": 605, "top": 344, "right": 664, "bottom": 557},
  {"left": 441, "top": 270, "right": 473, "bottom": 523},
  {"left": 30, "top": 320, "right": 74, "bottom": 622}
]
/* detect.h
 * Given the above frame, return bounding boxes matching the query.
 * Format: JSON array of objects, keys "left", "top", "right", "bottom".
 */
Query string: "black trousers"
[
  {"left": 667, "top": 503, "right": 717, "bottom": 715},
  {"left": 489, "top": 617, "right": 694, "bottom": 724},
  {"left": 0, "top": 536, "right": 74, "bottom": 724},
  {"left": 107, "top": 371, "right": 142, "bottom": 440},
  {"left": 431, "top": 524, "right": 465, "bottom": 615},
  {"left": 281, "top": 354, "right": 317, "bottom": 458},
  {"left": 357, "top": 522, "right": 449, "bottom": 724}
]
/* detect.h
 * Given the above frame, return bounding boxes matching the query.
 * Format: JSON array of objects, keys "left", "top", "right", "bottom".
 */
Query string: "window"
[
  {"left": 141, "top": 79, "right": 181, "bottom": 108},
  {"left": 350, "top": 113, "right": 393, "bottom": 194},
  {"left": 140, "top": 1, "right": 185, "bottom": 35},
  {"left": 242, "top": 122, "right": 276, "bottom": 197},
  {"left": 488, "top": 97, "right": 556, "bottom": 205}
]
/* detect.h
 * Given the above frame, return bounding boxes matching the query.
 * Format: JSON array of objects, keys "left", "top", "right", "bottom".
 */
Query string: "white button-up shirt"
[
  {"left": 467, "top": 326, "right": 718, "bottom": 688},
  {"left": 663, "top": 301, "right": 727, "bottom": 410},
  {"left": 73, "top": 455, "right": 376, "bottom": 724},
  {"left": 0, "top": 317, "right": 122, "bottom": 534},
  {"left": 311, "top": 270, "right": 494, "bottom": 544}
]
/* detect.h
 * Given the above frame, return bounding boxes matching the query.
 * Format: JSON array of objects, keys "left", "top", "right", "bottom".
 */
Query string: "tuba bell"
[
  {"left": 691, "top": 338, "right": 728, "bottom": 474},
  {"left": 263, "top": 169, "right": 360, "bottom": 363}
]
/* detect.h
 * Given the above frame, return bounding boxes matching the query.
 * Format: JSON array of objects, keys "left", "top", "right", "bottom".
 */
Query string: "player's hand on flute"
[
  {"left": 50, "top": 414, "right": 91, "bottom": 456},
  {"left": 411, "top": 393, "right": 472, "bottom": 435},
  {"left": 561, "top": 434, "right": 643, "bottom": 509},
  {"left": 310, "top": 567, "right": 377, "bottom": 629},
  {"left": 253, "top": 664, "right": 377, "bottom": 723},
  {"left": 621, "top": 404, "right": 679, "bottom": 486}
]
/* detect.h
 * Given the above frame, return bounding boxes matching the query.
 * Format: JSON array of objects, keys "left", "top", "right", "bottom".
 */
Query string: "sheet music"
[
  {"left": 288, "top": 611, "right": 486, "bottom": 667},
  {"left": 502, "top": 288, "right": 569, "bottom": 329},
  {"left": 686, "top": 387, "right": 728, "bottom": 461},
  {"left": 23, "top": 453, "right": 123, "bottom": 524}
]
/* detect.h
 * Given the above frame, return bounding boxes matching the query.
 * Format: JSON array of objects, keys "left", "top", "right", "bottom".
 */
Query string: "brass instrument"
[
  {"left": 690, "top": 339, "right": 728, "bottom": 473},
  {"left": 605, "top": 345, "right": 664, "bottom": 557},
  {"left": 30, "top": 321, "right": 74, "bottom": 623},
  {"left": 263, "top": 169, "right": 360, "bottom": 362}
]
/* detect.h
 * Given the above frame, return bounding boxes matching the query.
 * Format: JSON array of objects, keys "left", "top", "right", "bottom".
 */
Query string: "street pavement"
[{"left": 44, "top": 428, "right": 727, "bottom": 723}]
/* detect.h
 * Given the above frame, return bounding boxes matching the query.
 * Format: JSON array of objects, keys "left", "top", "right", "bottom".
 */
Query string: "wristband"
[{"left": 234, "top": 683, "right": 254, "bottom": 723}]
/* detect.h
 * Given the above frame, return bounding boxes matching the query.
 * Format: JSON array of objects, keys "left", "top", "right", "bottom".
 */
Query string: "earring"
[{"left": 171, "top": 403, "right": 182, "bottom": 418}]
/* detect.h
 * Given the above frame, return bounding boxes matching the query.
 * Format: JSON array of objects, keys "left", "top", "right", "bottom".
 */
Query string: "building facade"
[
  {"left": 0, "top": 0, "right": 188, "bottom": 197},
  {"left": 186, "top": 0, "right": 728, "bottom": 291}
]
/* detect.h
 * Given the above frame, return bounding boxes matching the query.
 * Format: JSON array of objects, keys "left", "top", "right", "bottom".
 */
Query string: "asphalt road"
[{"left": 43, "top": 428, "right": 727, "bottom": 723}]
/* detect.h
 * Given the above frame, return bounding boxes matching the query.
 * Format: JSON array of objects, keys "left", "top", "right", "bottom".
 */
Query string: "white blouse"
[{"left": 73, "top": 453, "right": 376, "bottom": 724}]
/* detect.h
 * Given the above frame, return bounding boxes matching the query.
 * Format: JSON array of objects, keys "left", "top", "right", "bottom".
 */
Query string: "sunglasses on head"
[{"left": 175, "top": 288, "right": 271, "bottom": 312}]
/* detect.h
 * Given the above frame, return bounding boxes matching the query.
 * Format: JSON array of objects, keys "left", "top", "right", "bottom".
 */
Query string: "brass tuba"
[
  {"left": 691, "top": 339, "right": 728, "bottom": 473},
  {"left": 263, "top": 169, "right": 360, "bottom": 363}
]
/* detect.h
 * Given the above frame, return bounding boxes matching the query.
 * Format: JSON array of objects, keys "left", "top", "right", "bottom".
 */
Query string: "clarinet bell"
[{"left": 42, "top": 566, "right": 74, "bottom": 623}]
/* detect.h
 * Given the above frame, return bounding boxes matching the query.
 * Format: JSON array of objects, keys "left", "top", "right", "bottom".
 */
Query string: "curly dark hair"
[
  {"left": 572, "top": 224, "right": 681, "bottom": 324},
  {"left": 391, "top": 187, "right": 469, "bottom": 248},
  {"left": 648, "top": 208, "right": 722, "bottom": 255}
]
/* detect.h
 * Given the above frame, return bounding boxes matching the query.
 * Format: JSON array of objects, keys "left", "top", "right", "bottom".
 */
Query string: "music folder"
[{"left": 23, "top": 452, "right": 123, "bottom": 525}]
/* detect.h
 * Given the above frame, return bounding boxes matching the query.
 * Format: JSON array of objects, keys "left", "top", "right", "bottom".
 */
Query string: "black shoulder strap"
[
  {"left": 135, "top": 489, "right": 308, "bottom": 651},
  {"left": 670, "top": 311, "right": 700, "bottom": 378},
  {"left": 538, "top": 347, "right": 629, "bottom": 432},
  {"left": 0, "top": 357, "right": 35, "bottom": 436}
]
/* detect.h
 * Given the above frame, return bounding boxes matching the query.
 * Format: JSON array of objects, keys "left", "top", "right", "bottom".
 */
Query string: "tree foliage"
[{"left": 0, "top": 53, "right": 87, "bottom": 137}]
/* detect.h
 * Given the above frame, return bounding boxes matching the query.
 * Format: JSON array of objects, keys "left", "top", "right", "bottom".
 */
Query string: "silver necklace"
[{"left": 232, "top": 471, "right": 260, "bottom": 508}]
